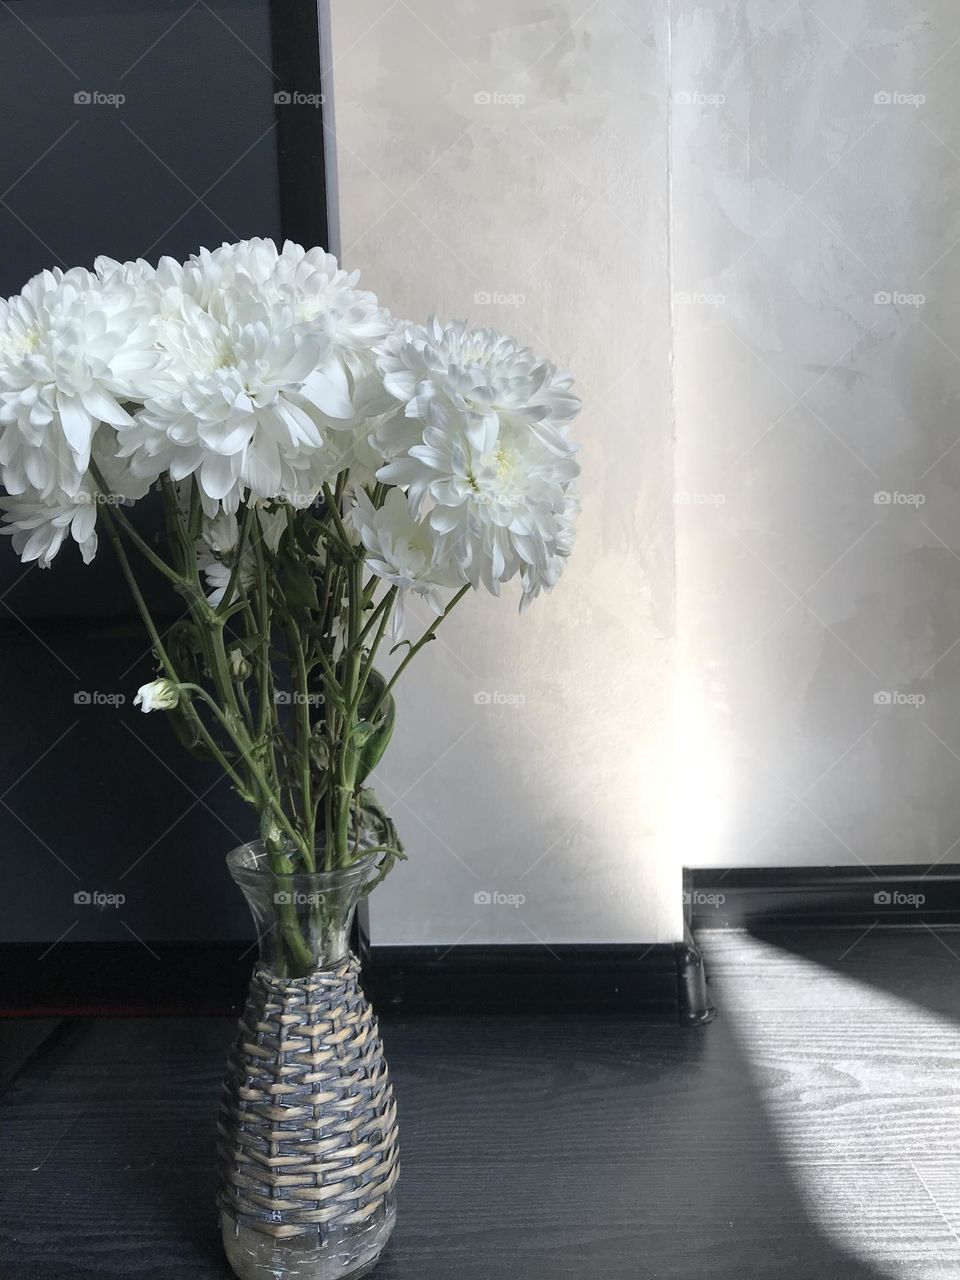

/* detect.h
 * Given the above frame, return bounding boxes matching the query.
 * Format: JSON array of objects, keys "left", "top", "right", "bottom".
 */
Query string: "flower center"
[{"left": 5, "top": 325, "right": 42, "bottom": 358}]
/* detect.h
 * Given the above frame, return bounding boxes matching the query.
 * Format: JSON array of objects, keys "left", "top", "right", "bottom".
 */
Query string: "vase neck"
[{"left": 227, "top": 843, "right": 376, "bottom": 978}]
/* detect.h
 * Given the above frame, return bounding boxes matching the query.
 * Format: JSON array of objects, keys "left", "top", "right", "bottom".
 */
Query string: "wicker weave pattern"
[{"left": 217, "top": 955, "right": 399, "bottom": 1240}]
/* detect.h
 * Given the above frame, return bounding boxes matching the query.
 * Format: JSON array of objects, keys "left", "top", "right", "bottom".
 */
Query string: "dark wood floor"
[{"left": 2, "top": 928, "right": 960, "bottom": 1278}]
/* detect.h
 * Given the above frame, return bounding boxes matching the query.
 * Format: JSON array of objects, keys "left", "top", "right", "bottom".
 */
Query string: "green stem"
[
  {"left": 355, "top": 585, "right": 397, "bottom": 655},
  {"left": 370, "top": 584, "right": 472, "bottom": 723},
  {"left": 160, "top": 479, "right": 254, "bottom": 750},
  {"left": 321, "top": 482, "right": 353, "bottom": 549},
  {"left": 263, "top": 843, "right": 315, "bottom": 974},
  {"left": 249, "top": 529, "right": 299, "bottom": 861},
  {"left": 251, "top": 534, "right": 273, "bottom": 742},
  {"left": 96, "top": 504, "right": 253, "bottom": 802},
  {"left": 178, "top": 683, "right": 305, "bottom": 856},
  {"left": 332, "top": 556, "right": 364, "bottom": 869},
  {"left": 282, "top": 611, "right": 316, "bottom": 869},
  {"left": 90, "top": 463, "right": 185, "bottom": 588},
  {"left": 354, "top": 589, "right": 396, "bottom": 711},
  {"left": 215, "top": 503, "right": 253, "bottom": 617}
]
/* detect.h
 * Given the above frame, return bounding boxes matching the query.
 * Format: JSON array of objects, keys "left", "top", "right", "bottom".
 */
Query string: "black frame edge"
[
  {"left": 687, "top": 863, "right": 960, "bottom": 929},
  {"left": 268, "top": 0, "right": 330, "bottom": 250}
]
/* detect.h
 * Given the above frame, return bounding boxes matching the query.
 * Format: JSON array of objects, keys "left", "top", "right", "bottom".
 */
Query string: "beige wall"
[
  {"left": 328, "top": 0, "right": 959, "bottom": 900},
  {"left": 672, "top": 0, "right": 960, "bottom": 867},
  {"left": 327, "top": 0, "right": 681, "bottom": 943}
]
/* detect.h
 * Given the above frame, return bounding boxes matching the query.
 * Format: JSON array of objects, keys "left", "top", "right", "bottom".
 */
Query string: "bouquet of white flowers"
[
  {"left": 0, "top": 239, "right": 581, "bottom": 951},
  {"left": 0, "top": 238, "right": 582, "bottom": 1276}
]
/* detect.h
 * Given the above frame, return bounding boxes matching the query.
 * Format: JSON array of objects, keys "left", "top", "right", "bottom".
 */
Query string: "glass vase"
[{"left": 218, "top": 842, "right": 399, "bottom": 1280}]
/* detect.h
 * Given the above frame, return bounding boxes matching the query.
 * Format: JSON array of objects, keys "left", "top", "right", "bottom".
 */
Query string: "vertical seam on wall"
[
  {"left": 665, "top": 0, "right": 684, "bottom": 943},
  {"left": 665, "top": 0, "right": 678, "bottom": 648},
  {"left": 670, "top": 0, "right": 675, "bottom": 634},
  {"left": 317, "top": 0, "right": 342, "bottom": 259}
]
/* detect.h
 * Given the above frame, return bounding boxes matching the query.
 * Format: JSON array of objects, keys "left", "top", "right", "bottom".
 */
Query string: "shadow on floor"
[
  {"left": 744, "top": 923, "right": 960, "bottom": 1024},
  {"left": 0, "top": 995, "right": 902, "bottom": 1279}
]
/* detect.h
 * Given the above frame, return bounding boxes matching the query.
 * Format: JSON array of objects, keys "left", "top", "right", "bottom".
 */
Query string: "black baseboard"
[
  {"left": 361, "top": 937, "right": 714, "bottom": 1026},
  {"left": 0, "top": 935, "right": 714, "bottom": 1026},
  {"left": 0, "top": 943, "right": 255, "bottom": 1017},
  {"left": 686, "top": 864, "right": 960, "bottom": 930}
]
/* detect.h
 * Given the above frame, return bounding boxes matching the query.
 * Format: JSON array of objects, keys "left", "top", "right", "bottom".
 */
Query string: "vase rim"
[{"left": 226, "top": 841, "right": 381, "bottom": 887}]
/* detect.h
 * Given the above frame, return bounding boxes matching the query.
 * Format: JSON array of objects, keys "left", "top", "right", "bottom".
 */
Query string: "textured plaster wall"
[
  {"left": 672, "top": 1, "right": 960, "bottom": 867},
  {"left": 327, "top": 1, "right": 680, "bottom": 943},
  {"left": 329, "top": 0, "right": 958, "bottom": 910}
]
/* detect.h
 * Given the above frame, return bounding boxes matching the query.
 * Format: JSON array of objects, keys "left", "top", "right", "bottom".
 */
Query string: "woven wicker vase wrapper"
[{"left": 219, "top": 844, "right": 399, "bottom": 1280}]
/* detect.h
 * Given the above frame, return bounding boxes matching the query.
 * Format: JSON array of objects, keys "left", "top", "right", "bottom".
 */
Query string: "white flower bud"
[
  {"left": 133, "top": 679, "right": 180, "bottom": 713},
  {"left": 229, "top": 647, "right": 252, "bottom": 680}
]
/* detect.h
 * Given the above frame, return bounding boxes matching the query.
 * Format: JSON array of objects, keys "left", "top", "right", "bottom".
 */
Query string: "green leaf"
[
  {"left": 166, "top": 619, "right": 204, "bottom": 685},
  {"left": 230, "top": 634, "right": 266, "bottom": 656},
  {"left": 278, "top": 543, "right": 319, "bottom": 611},
  {"left": 357, "top": 786, "right": 405, "bottom": 895},
  {"left": 167, "top": 701, "right": 202, "bottom": 752},
  {"left": 351, "top": 719, "right": 376, "bottom": 747},
  {"left": 354, "top": 668, "right": 396, "bottom": 786}
]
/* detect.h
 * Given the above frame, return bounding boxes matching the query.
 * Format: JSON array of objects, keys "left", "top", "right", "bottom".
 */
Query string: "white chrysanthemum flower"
[
  {"left": 374, "top": 318, "right": 581, "bottom": 602},
  {"left": 519, "top": 484, "right": 580, "bottom": 608},
  {"left": 0, "top": 430, "right": 151, "bottom": 567},
  {"left": 350, "top": 488, "right": 460, "bottom": 639},
  {"left": 199, "top": 547, "right": 256, "bottom": 607},
  {"left": 201, "top": 510, "right": 239, "bottom": 555},
  {"left": 94, "top": 255, "right": 157, "bottom": 289},
  {"left": 0, "top": 267, "right": 160, "bottom": 501},
  {"left": 197, "top": 502, "right": 288, "bottom": 606},
  {"left": 184, "top": 240, "right": 393, "bottom": 381},
  {"left": 252, "top": 502, "right": 289, "bottom": 554},
  {"left": 118, "top": 241, "right": 392, "bottom": 515},
  {"left": 121, "top": 301, "right": 338, "bottom": 514},
  {"left": 0, "top": 488, "right": 99, "bottom": 568}
]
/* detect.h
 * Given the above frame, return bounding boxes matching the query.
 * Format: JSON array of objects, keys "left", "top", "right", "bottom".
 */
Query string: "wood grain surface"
[{"left": 2, "top": 929, "right": 960, "bottom": 1278}]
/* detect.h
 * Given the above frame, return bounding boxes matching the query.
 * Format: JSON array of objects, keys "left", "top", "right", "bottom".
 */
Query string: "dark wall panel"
[
  {"left": 0, "top": 0, "right": 281, "bottom": 294},
  {"left": 0, "top": 0, "right": 305, "bottom": 943}
]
